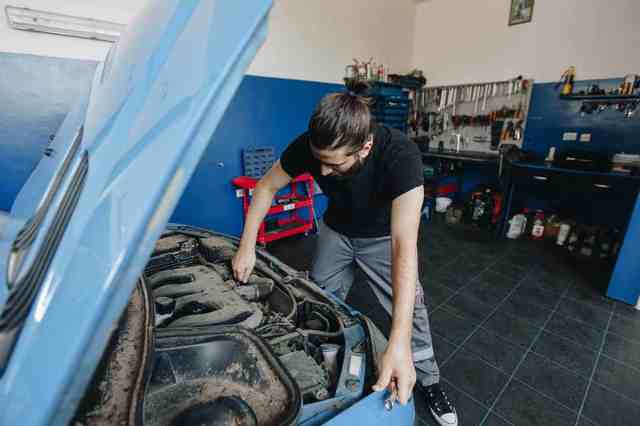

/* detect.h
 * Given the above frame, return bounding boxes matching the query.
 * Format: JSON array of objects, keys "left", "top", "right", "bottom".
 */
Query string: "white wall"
[
  {"left": 248, "top": 0, "right": 416, "bottom": 83},
  {"left": 0, "top": 0, "right": 147, "bottom": 61},
  {"left": 411, "top": 0, "right": 640, "bottom": 86},
  {"left": 0, "top": 0, "right": 416, "bottom": 84}
]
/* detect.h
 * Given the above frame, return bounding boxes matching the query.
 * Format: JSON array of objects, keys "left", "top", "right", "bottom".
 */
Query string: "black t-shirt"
[{"left": 280, "top": 125, "right": 424, "bottom": 238}]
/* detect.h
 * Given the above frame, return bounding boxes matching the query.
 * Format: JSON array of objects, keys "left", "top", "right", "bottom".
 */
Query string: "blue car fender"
[{"left": 324, "top": 390, "right": 415, "bottom": 425}]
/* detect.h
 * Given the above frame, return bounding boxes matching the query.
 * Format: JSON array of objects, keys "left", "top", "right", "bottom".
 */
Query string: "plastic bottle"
[
  {"left": 507, "top": 211, "right": 528, "bottom": 239},
  {"left": 556, "top": 223, "right": 572, "bottom": 246},
  {"left": 531, "top": 211, "right": 546, "bottom": 240}
]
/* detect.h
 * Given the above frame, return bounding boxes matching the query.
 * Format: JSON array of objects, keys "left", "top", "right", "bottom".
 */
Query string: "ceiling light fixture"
[{"left": 4, "top": 5, "right": 126, "bottom": 43}]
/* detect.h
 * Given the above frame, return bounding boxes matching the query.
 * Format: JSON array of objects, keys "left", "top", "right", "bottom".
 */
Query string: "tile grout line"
[
  {"left": 598, "top": 351, "right": 640, "bottom": 373},
  {"left": 427, "top": 262, "right": 523, "bottom": 315},
  {"left": 606, "top": 327, "right": 640, "bottom": 347},
  {"left": 439, "top": 265, "right": 534, "bottom": 366},
  {"left": 438, "top": 322, "right": 627, "bottom": 399},
  {"left": 422, "top": 245, "right": 524, "bottom": 422},
  {"left": 440, "top": 328, "right": 625, "bottom": 426},
  {"left": 573, "top": 303, "right": 617, "bottom": 426},
  {"left": 429, "top": 248, "right": 520, "bottom": 318},
  {"left": 438, "top": 377, "right": 516, "bottom": 426},
  {"left": 479, "top": 280, "right": 572, "bottom": 426},
  {"left": 433, "top": 305, "right": 640, "bottom": 413}
]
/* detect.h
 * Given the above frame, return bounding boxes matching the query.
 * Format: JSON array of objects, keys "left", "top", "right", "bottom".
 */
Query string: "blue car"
[{"left": 0, "top": 1, "right": 414, "bottom": 425}]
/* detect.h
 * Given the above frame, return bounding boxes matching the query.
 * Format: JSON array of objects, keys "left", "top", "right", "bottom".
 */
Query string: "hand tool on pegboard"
[
  {"left": 452, "top": 87, "right": 458, "bottom": 115},
  {"left": 482, "top": 84, "right": 489, "bottom": 111}
]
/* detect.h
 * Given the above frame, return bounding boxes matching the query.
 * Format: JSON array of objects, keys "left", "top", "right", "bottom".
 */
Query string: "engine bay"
[{"left": 139, "top": 228, "right": 375, "bottom": 426}]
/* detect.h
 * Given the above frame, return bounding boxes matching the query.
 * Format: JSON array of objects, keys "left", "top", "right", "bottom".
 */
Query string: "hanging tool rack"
[{"left": 415, "top": 77, "right": 534, "bottom": 154}]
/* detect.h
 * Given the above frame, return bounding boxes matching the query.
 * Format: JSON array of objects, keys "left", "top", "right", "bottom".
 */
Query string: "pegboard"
[
  {"left": 523, "top": 78, "right": 640, "bottom": 158},
  {"left": 416, "top": 78, "right": 534, "bottom": 155},
  {"left": 243, "top": 146, "right": 275, "bottom": 179}
]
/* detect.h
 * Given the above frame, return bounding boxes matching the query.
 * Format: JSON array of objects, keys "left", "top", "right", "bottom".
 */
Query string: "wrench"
[{"left": 384, "top": 379, "right": 399, "bottom": 411}]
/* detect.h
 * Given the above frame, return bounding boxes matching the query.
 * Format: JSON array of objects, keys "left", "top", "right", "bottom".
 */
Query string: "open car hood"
[{"left": 0, "top": 1, "right": 272, "bottom": 425}]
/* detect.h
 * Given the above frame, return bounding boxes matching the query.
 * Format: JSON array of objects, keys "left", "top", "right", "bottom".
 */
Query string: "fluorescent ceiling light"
[{"left": 5, "top": 5, "right": 126, "bottom": 42}]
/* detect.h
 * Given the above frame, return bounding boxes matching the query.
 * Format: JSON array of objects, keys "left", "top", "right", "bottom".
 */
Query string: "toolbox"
[
  {"left": 366, "top": 82, "right": 410, "bottom": 133},
  {"left": 234, "top": 147, "right": 316, "bottom": 245}
]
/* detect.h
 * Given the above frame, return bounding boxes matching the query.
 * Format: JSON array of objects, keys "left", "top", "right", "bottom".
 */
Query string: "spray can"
[{"left": 560, "top": 66, "right": 576, "bottom": 96}]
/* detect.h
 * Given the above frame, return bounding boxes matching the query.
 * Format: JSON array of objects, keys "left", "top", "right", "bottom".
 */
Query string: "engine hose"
[
  {"left": 298, "top": 301, "right": 345, "bottom": 338},
  {"left": 299, "top": 328, "right": 343, "bottom": 338},
  {"left": 253, "top": 262, "right": 298, "bottom": 321}
]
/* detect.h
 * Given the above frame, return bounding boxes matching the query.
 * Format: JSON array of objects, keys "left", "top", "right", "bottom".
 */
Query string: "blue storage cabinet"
[{"left": 367, "top": 82, "right": 410, "bottom": 133}]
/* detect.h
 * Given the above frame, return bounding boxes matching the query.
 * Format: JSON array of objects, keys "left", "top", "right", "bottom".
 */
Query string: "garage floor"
[{"left": 269, "top": 217, "right": 640, "bottom": 426}]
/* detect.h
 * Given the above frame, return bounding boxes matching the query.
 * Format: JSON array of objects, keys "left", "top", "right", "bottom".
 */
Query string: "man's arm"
[
  {"left": 372, "top": 185, "right": 423, "bottom": 404},
  {"left": 232, "top": 161, "right": 292, "bottom": 282}
]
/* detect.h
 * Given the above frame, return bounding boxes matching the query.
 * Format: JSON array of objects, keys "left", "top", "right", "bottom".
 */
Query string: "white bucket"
[{"left": 435, "top": 197, "right": 453, "bottom": 213}]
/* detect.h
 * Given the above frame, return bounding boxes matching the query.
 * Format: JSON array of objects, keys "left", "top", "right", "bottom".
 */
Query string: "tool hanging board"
[{"left": 416, "top": 77, "right": 534, "bottom": 155}]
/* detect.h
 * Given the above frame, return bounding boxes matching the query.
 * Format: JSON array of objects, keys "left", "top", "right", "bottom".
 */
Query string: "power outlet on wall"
[
  {"left": 580, "top": 133, "right": 592, "bottom": 143},
  {"left": 562, "top": 132, "right": 578, "bottom": 141}
]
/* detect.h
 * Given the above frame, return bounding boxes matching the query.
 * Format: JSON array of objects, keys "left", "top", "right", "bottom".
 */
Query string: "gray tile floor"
[{"left": 269, "top": 219, "right": 640, "bottom": 426}]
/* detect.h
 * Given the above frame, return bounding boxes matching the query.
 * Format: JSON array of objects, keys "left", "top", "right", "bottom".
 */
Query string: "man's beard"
[{"left": 336, "top": 155, "right": 365, "bottom": 178}]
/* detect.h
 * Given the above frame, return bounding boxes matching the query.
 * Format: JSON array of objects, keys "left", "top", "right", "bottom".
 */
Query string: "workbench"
[
  {"left": 419, "top": 143, "right": 501, "bottom": 205},
  {"left": 501, "top": 161, "right": 640, "bottom": 231},
  {"left": 500, "top": 161, "right": 640, "bottom": 304},
  {"left": 421, "top": 147, "right": 499, "bottom": 164}
]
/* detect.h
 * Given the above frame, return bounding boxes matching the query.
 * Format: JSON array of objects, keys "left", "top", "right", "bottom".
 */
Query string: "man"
[{"left": 232, "top": 89, "right": 457, "bottom": 426}]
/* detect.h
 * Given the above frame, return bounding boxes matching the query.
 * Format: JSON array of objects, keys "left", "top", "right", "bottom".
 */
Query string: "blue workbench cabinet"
[{"left": 608, "top": 192, "right": 640, "bottom": 306}]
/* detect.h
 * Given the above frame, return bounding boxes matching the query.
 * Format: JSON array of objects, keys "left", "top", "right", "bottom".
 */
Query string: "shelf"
[
  {"left": 262, "top": 220, "right": 313, "bottom": 244},
  {"left": 419, "top": 145, "right": 500, "bottom": 164},
  {"left": 268, "top": 199, "right": 313, "bottom": 215},
  {"left": 560, "top": 94, "right": 640, "bottom": 101}
]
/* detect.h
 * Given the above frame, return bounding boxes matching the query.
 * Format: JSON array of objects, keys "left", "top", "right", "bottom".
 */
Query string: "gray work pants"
[{"left": 311, "top": 221, "right": 440, "bottom": 387}]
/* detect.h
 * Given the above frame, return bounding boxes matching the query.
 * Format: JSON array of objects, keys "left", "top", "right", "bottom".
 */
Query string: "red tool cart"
[{"left": 232, "top": 174, "right": 316, "bottom": 245}]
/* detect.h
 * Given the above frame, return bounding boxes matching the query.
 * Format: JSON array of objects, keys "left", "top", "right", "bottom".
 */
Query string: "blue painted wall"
[
  {"left": 524, "top": 79, "right": 640, "bottom": 158},
  {"left": 170, "top": 75, "right": 339, "bottom": 235},
  {"left": 0, "top": 52, "right": 338, "bottom": 236}
]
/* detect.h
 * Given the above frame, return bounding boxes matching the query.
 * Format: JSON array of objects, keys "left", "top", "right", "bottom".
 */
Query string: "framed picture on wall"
[{"left": 509, "top": 0, "right": 534, "bottom": 26}]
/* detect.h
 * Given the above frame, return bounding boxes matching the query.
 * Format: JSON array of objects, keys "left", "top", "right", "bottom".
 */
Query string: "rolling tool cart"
[{"left": 233, "top": 147, "right": 317, "bottom": 245}]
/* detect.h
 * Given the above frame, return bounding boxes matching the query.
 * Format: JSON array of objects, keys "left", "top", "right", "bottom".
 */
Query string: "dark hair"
[{"left": 308, "top": 81, "right": 372, "bottom": 152}]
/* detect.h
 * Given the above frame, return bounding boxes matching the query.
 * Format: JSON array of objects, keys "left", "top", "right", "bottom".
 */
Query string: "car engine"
[{"left": 73, "top": 226, "right": 386, "bottom": 426}]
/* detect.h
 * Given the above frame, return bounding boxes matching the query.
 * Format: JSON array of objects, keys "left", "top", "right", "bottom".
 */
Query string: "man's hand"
[
  {"left": 232, "top": 245, "right": 256, "bottom": 283},
  {"left": 372, "top": 338, "right": 416, "bottom": 405},
  {"left": 233, "top": 161, "right": 292, "bottom": 283}
]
